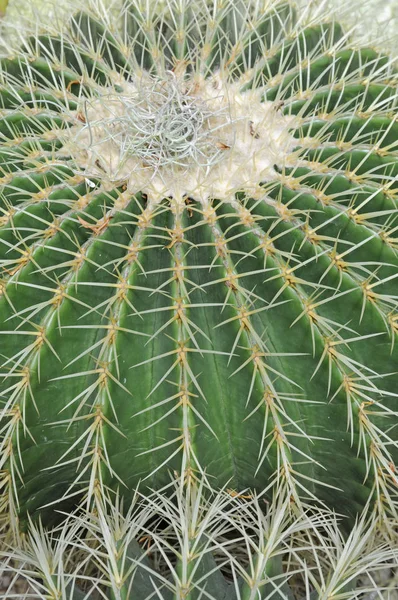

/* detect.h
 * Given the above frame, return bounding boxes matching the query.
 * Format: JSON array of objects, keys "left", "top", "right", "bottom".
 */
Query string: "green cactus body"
[{"left": 1, "top": 2, "right": 398, "bottom": 595}]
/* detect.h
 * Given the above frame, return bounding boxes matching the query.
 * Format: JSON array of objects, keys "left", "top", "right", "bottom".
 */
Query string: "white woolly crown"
[{"left": 66, "top": 70, "right": 297, "bottom": 205}]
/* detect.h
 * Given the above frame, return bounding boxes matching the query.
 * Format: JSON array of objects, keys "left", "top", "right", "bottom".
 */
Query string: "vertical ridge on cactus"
[{"left": 0, "top": 0, "right": 398, "bottom": 597}]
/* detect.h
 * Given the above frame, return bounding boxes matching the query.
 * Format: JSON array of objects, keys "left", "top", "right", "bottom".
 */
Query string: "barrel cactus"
[{"left": 1, "top": 0, "right": 398, "bottom": 598}]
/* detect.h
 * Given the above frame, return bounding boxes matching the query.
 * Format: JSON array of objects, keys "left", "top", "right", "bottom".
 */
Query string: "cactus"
[{"left": 1, "top": 0, "right": 398, "bottom": 598}]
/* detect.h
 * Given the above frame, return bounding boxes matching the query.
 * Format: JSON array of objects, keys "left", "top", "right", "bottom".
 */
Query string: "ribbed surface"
[{"left": 0, "top": 1, "right": 398, "bottom": 526}]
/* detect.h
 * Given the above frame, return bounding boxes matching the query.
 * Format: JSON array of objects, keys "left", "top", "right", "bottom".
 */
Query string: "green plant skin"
[{"left": 0, "top": 0, "right": 398, "bottom": 552}]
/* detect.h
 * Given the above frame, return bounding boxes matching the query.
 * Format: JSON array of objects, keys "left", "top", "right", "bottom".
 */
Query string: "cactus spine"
[{"left": 0, "top": 0, "right": 398, "bottom": 598}]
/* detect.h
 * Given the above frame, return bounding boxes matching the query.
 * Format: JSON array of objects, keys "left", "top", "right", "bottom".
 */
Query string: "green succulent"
[{"left": 0, "top": 0, "right": 398, "bottom": 598}]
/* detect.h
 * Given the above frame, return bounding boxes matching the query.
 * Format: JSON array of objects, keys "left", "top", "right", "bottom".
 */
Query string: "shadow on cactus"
[{"left": 0, "top": 0, "right": 398, "bottom": 598}]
